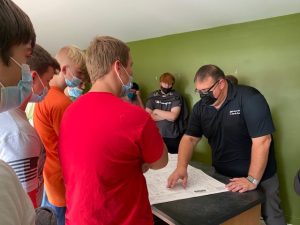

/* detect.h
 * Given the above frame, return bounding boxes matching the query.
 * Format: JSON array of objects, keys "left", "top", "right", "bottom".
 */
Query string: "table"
[{"left": 152, "top": 161, "right": 264, "bottom": 225}]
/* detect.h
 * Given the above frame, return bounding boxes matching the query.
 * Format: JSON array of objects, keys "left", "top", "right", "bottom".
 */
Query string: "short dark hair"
[
  {"left": 194, "top": 64, "right": 225, "bottom": 82},
  {"left": 131, "top": 82, "right": 139, "bottom": 90},
  {"left": 27, "top": 44, "right": 60, "bottom": 76},
  {"left": 0, "top": 0, "right": 36, "bottom": 65}
]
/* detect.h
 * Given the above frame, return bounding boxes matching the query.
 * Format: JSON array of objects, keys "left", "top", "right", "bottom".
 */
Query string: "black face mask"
[
  {"left": 200, "top": 91, "right": 217, "bottom": 105},
  {"left": 161, "top": 86, "right": 172, "bottom": 94}
]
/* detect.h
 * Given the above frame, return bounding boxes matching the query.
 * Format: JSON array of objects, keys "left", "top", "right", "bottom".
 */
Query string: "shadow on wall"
[{"left": 173, "top": 72, "right": 196, "bottom": 111}]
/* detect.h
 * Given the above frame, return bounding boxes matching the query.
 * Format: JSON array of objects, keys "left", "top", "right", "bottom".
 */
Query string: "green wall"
[{"left": 128, "top": 13, "right": 300, "bottom": 224}]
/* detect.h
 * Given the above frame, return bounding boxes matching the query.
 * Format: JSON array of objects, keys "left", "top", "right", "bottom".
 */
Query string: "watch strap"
[{"left": 247, "top": 175, "right": 259, "bottom": 186}]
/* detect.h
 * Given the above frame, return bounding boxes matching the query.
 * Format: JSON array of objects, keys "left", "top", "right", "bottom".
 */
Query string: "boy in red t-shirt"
[{"left": 59, "top": 36, "right": 168, "bottom": 225}]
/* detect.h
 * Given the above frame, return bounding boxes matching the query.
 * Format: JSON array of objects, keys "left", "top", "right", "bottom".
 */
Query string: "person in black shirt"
[
  {"left": 167, "top": 65, "right": 285, "bottom": 225},
  {"left": 146, "top": 73, "right": 185, "bottom": 154}
]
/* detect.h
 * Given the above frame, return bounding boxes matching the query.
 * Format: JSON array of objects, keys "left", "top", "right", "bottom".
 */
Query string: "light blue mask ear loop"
[
  {"left": 114, "top": 61, "right": 133, "bottom": 96},
  {"left": 33, "top": 73, "right": 48, "bottom": 94},
  {"left": 10, "top": 56, "right": 22, "bottom": 67},
  {"left": 121, "top": 64, "right": 133, "bottom": 87},
  {"left": 30, "top": 73, "right": 49, "bottom": 103}
]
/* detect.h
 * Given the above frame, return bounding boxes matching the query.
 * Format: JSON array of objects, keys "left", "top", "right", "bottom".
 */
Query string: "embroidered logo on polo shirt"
[
  {"left": 229, "top": 110, "right": 240, "bottom": 115},
  {"left": 155, "top": 100, "right": 171, "bottom": 106}
]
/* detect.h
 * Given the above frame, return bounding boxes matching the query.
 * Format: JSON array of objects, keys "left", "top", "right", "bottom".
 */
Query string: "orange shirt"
[{"left": 34, "top": 86, "right": 72, "bottom": 206}]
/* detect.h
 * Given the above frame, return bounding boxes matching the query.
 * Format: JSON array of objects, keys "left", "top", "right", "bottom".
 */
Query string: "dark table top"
[{"left": 152, "top": 161, "right": 265, "bottom": 225}]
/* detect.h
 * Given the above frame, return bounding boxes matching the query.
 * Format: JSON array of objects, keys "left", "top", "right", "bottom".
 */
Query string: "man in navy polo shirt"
[{"left": 167, "top": 64, "right": 285, "bottom": 225}]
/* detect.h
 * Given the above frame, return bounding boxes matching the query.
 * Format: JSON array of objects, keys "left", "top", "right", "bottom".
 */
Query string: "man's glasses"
[{"left": 195, "top": 80, "right": 220, "bottom": 95}]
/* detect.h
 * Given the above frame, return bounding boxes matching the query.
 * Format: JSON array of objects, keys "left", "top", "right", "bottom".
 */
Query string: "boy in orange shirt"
[{"left": 34, "top": 45, "right": 88, "bottom": 225}]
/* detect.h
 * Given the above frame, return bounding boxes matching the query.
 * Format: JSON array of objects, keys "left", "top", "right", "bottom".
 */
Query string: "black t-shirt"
[
  {"left": 146, "top": 90, "right": 182, "bottom": 138},
  {"left": 186, "top": 82, "right": 276, "bottom": 181}
]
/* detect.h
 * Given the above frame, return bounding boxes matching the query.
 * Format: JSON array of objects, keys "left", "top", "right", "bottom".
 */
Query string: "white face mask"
[
  {"left": 29, "top": 73, "right": 48, "bottom": 103},
  {"left": 116, "top": 64, "right": 133, "bottom": 97},
  {"left": 0, "top": 57, "right": 33, "bottom": 112}
]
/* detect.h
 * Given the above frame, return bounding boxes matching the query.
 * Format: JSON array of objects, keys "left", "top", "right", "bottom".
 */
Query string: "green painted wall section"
[{"left": 128, "top": 13, "right": 300, "bottom": 224}]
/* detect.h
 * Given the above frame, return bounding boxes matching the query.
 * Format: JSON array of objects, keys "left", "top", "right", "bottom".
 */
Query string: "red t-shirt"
[{"left": 59, "top": 92, "right": 164, "bottom": 225}]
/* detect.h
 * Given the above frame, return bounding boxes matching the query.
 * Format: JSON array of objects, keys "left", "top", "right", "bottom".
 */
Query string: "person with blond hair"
[
  {"left": 59, "top": 36, "right": 168, "bottom": 225},
  {"left": 34, "top": 45, "right": 88, "bottom": 225},
  {"left": 63, "top": 48, "right": 90, "bottom": 101},
  {"left": 146, "top": 72, "right": 186, "bottom": 153}
]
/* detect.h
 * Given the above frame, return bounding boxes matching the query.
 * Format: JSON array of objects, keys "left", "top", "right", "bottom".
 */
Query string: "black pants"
[{"left": 163, "top": 135, "right": 182, "bottom": 154}]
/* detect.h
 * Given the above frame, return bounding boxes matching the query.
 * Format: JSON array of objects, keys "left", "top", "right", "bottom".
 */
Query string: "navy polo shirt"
[{"left": 186, "top": 82, "right": 276, "bottom": 181}]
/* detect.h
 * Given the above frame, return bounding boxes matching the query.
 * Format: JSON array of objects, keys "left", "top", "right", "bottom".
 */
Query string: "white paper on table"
[{"left": 144, "top": 154, "right": 228, "bottom": 205}]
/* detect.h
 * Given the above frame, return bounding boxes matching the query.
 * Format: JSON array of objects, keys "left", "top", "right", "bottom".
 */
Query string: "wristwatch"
[{"left": 246, "top": 175, "right": 259, "bottom": 186}]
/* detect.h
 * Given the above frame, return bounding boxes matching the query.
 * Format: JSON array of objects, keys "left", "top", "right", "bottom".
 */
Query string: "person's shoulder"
[
  {"left": 191, "top": 99, "right": 203, "bottom": 112},
  {"left": 171, "top": 89, "right": 182, "bottom": 96},
  {"left": 49, "top": 86, "right": 72, "bottom": 102},
  {"left": 125, "top": 102, "right": 150, "bottom": 120},
  {"left": 0, "top": 111, "right": 18, "bottom": 133},
  {"left": 36, "top": 87, "right": 70, "bottom": 111},
  {"left": 170, "top": 90, "right": 182, "bottom": 98},
  {"left": 52, "top": 90, "right": 72, "bottom": 110},
  {"left": 0, "top": 111, "right": 12, "bottom": 123},
  {"left": 236, "top": 85, "right": 262, "bottom": 97},
  {"left": 149, "top": 89, "right": 161, "bottom": 98}
]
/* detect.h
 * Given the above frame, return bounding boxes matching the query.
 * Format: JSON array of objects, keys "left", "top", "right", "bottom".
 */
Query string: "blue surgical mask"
[
  {"left": 30, "top": 74, "right": 48, "bottom": 103},
  {"left": 0, "top": 57, "right": 33, "bottom": 113},
  {"left": 116, "top": 65, "right": 132, "bottom": 97},
  {"left": 68, "top": 86, "right": 83, "bottom": 100},
  {"left": 65, "top": 67, "right": 82, "bottom": 87},
  {"left": 65, "top": 76, "right": 82, "bottom": 87}
]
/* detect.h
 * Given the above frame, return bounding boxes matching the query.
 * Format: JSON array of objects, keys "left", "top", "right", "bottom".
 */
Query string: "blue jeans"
[{"left": 41, "top": 190, "right": 66, "bottom": 225}]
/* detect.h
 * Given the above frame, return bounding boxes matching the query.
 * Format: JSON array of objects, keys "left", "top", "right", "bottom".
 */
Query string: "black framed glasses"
[{"left": 195, "top": 80, "right": 220, "bottom": 95}]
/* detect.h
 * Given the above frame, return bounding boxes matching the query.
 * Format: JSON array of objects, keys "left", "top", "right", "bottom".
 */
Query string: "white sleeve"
[{"left": 0, "top": 160, "right": 35, "bottom": 225}]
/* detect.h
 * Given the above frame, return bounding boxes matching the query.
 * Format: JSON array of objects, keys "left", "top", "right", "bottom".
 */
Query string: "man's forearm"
[
  {"left": 248, "top": 135, "right": 271, "bottom": 182},
  {"left": 177, "top": 135, "right": 200, "bottom": 169}
]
